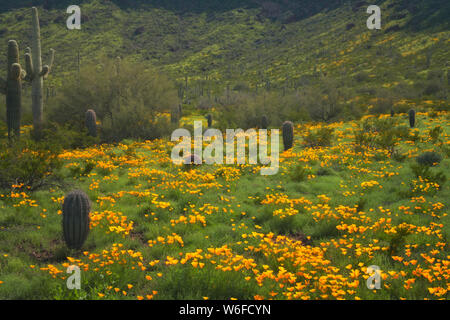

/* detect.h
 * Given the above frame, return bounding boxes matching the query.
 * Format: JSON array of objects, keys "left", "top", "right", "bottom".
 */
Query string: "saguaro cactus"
[
  {"left": 62, "top": 190, "right": 91, "bottom": 250},
  {"left": 85, "top": 109, "right": 97, "bottom": 137},
  {"left": 1, "top": 40, "right": 25, "bottom": 140},
  {"left": 408, "top": 109, "right": 416, "bottom": 128},
  {"left": 25, "top": 7, "right": 55, "bottom": 139},
  {"left": 206, "top": 114, "right": 212, "bottom": 128},
  {"left": 261, "top": 115, "right": 268, "bottom": 129},
  {"left": 282, "top": 121, "right": 294, "bottom": 151}
]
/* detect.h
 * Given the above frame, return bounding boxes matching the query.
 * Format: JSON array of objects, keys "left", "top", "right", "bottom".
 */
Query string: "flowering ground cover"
[{"left": 0, "top": 111, "right": 448, "bottom": 300}]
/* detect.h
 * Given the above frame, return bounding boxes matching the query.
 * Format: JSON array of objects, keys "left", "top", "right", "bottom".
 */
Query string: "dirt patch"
[
  {"left": 285, "top": 231, "right": 313, "bottom": 246},
  {"left": 18, "top": 239, "right": 66, "bottom": 263}
]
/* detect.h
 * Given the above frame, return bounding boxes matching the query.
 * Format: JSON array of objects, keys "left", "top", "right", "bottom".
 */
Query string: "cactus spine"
[
  {"left": 1, "top": 40, "right": 25, "bottom": 140},
  {"left": 282, "top": 121, "right": 294, "bottom": 151},
  {"left": 261, "top": 115, "right": 268, "bottom": 129},
  {"left": 25, "top": 7, "right": 55, "bottom": 139},
  {"left": 85, "top": 109, "right": 97, "bottom": 137},
  {"left": 62, "top": 190, "right": 91, "bottom": 250},
  {"left": 408, "top": 109, "right": 416, "bottom": 128}
]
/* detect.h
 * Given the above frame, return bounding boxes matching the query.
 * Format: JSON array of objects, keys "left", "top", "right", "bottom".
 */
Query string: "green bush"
[
  {"left": 411, "top": 163, "right": 446, "bottom": 188},
  {"left": 428, "top": 125, "right": 443, "bottom": 143},
  {"left": 416, "top": 152, "right": 442, "bottom": 167},
  {"left": 302, "top": 127, "right": 334, "bottom": 148},
  {"left": 0, "top": 140, "right": 62, "bottom": 190},
  {"left": 290, "top": 164, "right": 309, "bottom": 182},
  {"left": 47, "top": 57, "right": 178, "bottom": 142}
]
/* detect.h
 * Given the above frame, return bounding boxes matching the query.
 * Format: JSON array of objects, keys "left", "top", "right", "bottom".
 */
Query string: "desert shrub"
[
  {"left": 215, "top": 91, "right": 309, "bottom": 130},
  {"left": 0, "top": 140, "right": 62, "bottom": 190},
  {"left": 416, "top": 152, "right": 442, "bottom": 167},
  {"left": 354, "top": 71, "right": 369, "bottom": 82},
  {"left": 48, "top": 57, "right": 178, "bottom": 142},
  {"left": 197, "top": 97, "right": 213, "bottom": 110},
  {"left": 428, "top": 125, "right": 443, "bottom": 143},
  {"left": 411, "top": 164, "right": 446, "bottom": 188},
  {"left": 353, "top": 117, "right": 407, "bottom": 155},
  {"left": 316, "top": 167, "right": 332, "bottom": 176},
  {"left": 370, "top": 97, "right": 394, "bottom": 115},
  {"left": 290, "top": 164, "right": 309, "bottom": 182},
  {"left": 302, "top": 79, "right": 345, "bottom": 122},
  {"left": 302, "top": 127, "right": 334, "bottom": 148},
  {"left": 423, "top": 81, "right": 442, "bottom": 96},
  {"left": 99, "top": 104, "right": 179, "bottom": 143},
  {"left": 41, "top": 122, "right": 98, "bottom": 149}
]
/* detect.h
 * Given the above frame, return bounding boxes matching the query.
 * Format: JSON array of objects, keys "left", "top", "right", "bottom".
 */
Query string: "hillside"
[{"left": 0, "top": 0, "right": 449, "bottom": 114}]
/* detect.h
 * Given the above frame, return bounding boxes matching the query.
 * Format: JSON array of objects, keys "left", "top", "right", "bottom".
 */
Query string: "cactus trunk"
[
  {"left": 25, "top": 7, "right": 55, "bottom": 139},
  {"left": 62, "top": 190, "right": 91, "bottom": 250},
  {"left": 1, "top": 40, "right": 24, "bottom": 140},
  {"left": 282, "top": 121, "right": 294, "bottom": 151},
  {"left": 261, "top": 115, "right": 268, "bottom": 129},
  {"left": 408, "top": 109, "right": 416, "bottom": 128},
  {"left": 85, "top": 109, "right": 97, "bottom": 137}
]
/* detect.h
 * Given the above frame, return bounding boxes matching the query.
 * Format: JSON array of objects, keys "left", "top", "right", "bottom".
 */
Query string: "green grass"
[{"left": 0, "top": 111, "right": 448, "bottom": 300}]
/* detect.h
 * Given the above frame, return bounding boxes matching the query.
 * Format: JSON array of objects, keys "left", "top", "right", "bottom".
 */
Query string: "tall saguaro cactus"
[
  {"left": 0, "top": 40, "right": 25, "bottom": 140},
  {"left": 25, "top": 7, "right": 55, "bottom": 139}
]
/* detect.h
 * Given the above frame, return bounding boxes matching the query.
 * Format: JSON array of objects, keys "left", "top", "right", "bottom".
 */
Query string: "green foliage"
[
  {"left": 416, "top": 151, "right": 442, "bottom": 167},
  {"left": 353, "top": 117, "right": 410, "bottom": 155},
  {"left": 302, "top": 127, "right": 334, "bottom": 148},
  {"left": 0, "top": 139, "right": 62, "bottom": 190},
  {"left": 62, "top": 190, "right": 91, "bottom": 250},
  {"left": 42, "top": 122, "right": 98, "bottom": 149},
  {"left": 48, "top": 57, "right": 179, "bottom": 142},
  {"left": 428, "top": 125, "right": 443, "bottom": 143},
  {"left": 290, "top": 164, "right": 309, "bottom": 182},
  {"left": 411, "top": 164, "right": 446, "bottom": 188}
]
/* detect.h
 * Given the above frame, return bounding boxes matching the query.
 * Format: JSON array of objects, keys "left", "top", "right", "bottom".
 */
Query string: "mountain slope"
[{"left": 0, "top": 0, "right": 448, "bottom": 111}]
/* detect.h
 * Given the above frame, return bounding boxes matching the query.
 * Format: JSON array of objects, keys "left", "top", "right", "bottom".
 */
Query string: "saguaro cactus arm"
[
  {"left": 40, "top": 48, "right": 55, "bottom": 78},
  {"left": 24, "top": 48, "right": 34, "bottom": 81}
]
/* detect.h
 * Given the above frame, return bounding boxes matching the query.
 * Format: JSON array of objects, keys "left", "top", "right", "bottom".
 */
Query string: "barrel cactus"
[
  {"left": 261, "top": 115, "right": 268, "bottom": 129},
  {"left": 85, "top": 109, "right": 97, "bottom": 137},
  {"left": 62, "top": 190, "right": 91, "bottom": 250},
  {"left": 408, "top": 109, "right": 416, "bottom": 128},
  {"left": 282, "top": 121, "right": 294, "bottom": 151},
  {"left": 206, "top": 114, "right": 212, "bottom": 128}
]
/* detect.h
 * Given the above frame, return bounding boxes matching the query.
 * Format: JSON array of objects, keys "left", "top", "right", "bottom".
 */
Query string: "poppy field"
[{"left": 0, "top": 110, "right": 448, "bottom": 300}]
